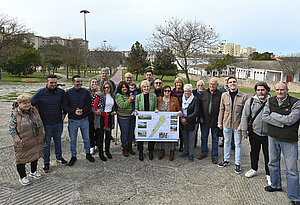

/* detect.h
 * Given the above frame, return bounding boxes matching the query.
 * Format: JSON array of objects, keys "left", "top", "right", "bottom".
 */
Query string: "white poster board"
[{"left": 135, "top": 111, "right": 179, "bottom": 142}]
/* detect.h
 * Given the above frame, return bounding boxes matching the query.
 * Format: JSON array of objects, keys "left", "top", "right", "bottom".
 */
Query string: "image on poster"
[{"left": 136, "top": 111, "right": 179, "bottom": 141}]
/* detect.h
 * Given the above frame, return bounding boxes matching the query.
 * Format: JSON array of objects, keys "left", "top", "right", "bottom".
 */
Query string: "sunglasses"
[
  {"left": 164, "top": 90, "right": 171, "bottom": 93},
  {"left": 104, "top": 87, "right": 110, "bottom": 89},
  {"left": 155, "top": 82, "right": 162, "bottom": 85}
]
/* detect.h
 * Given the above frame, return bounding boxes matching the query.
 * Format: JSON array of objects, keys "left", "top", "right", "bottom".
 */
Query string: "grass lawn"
[{"left": 0, "top": 72, "right": 60, "bottom": 82}]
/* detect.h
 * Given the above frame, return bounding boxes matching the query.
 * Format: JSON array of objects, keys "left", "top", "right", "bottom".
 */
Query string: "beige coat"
[
  {"left": 218, "top": 91, "right": 248, "bottom": 129},
  {"left": 13, "top": 106, "right": 45, "bottom": 164}
]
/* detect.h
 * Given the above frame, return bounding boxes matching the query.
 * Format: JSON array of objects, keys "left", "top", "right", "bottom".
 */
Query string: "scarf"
[
  {"left": 21, "top": 107, "right": 43, "bottom": 136},
  {"left": 182, "top": 93, "right": 194, "bottom": 110}
]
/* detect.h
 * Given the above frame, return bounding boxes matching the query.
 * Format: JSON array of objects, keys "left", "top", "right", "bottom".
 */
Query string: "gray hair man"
[{"left": 262, "top": 82, "right": 300, "bottom": 204}]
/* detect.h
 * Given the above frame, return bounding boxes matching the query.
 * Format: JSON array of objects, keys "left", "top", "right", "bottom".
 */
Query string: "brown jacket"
[
  {"left": 218, "top": 91, "right": 248, "bottom": 129},
  {"left": 13, "top": 106, "right": 45, "bottom": 164},
  {"left": 157, "top": 96, "right": 181, "bottom": 112}
]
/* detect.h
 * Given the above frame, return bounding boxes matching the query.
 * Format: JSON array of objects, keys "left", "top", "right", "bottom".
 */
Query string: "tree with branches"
[
  {"left": 206, "top": 54, "right": 236, "bottom": 73},
  {"left": 126, "top": 41, "right": 150, "bottom": 80},
  {"left": 149, "top": 17, "right": 219, "bottom": 83},
  {"left": 153, "top": 48, "right": 177, "bottom": 80},
  {"left": 0, "top": 14, "right": 29, "bottom": 81}
]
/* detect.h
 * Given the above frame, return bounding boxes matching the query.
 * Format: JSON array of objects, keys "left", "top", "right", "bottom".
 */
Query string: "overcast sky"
[{"left": 1, "top": 0, "right": 299, "bottom": 55}]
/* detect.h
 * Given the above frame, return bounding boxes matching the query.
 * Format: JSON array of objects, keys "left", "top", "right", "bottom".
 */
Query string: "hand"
[
  {"left": 111, "top": 112, "right": 116, "bottom": 116},
  {"left": 181, "top": 118, "right": 188, "bottom": 125},
  {"left": 177, "top": 111, "right": 182, "bottom": 117},
  {"left": 134, "top": 111, "right": 138, "bottom": 116},
  {"left": 62, "top": 114, "right": 66, "bottom": 121},
  {"left": 75, "top": 108, "right": 82, "bottom": 116},
  {"left": 218, "top": 124, "right": 223, "bottom": 129},
  {"left": 154, "top": 110, "right": 159, "bottom": 113},
  {"left": 200, "top": 118, "right": 204, "bottom": 124},
  {"left": 242, "top": 133, "right": 248, "bottom": 139},
  {"left": 95, "top": 110, "right": 101, "bottom": 115},
  {"left": 237, "top": 125, "right": 242, "bottom": 132}
]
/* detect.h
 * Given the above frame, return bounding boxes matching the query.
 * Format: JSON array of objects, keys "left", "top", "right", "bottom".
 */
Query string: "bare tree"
[
  {"left": 277, "top": 54, "right": 300, "bottom": 81},
  {"left": 0, "top": 14, "right": 28, "bottom": 81},
  {"left": 148, "top": 17, "right": 219, "bottom": 83}
]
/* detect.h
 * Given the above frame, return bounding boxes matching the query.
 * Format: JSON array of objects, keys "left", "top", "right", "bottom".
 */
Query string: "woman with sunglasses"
[
  {"left": 95, "top": 81, "right": 117, "bottom": 161},
  {"left": 157, "top": 86, "right": 182, "bottom": 161}
]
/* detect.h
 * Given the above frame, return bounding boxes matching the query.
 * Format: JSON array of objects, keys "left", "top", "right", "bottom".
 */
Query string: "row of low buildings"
[
  {"left": 205, "top": 42, "right": 257, "bottom": 57},
  {"left": 188, "top": 59, "right": 300, "bottom": 83}
]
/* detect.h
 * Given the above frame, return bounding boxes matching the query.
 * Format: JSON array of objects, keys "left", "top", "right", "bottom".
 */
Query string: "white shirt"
[{"left": 105, "top": 94, "right": 114, "bottom": 112}]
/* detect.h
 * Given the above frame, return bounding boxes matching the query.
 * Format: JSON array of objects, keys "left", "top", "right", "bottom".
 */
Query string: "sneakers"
[
  {"left": 265, "top": 186, "right": 282, "bottom": 192},
  {"left": 235, "top": 164, "right": 242, "bottom": 174},
  {"left": 43, "top": 163, "right": 50, "bottom": 173},
  {"left": 90, "top": 147, "right": 95, "bottom": 155},
  {"left": 266, "top": 175, "right": 271, "bottom": 186},
  {"left": 56, "top": 158, "right": 68, "bottom": 166},
  {"left": 19, "top": 176, "right": 30, "bottom": 186},
  {"left": 29, "top": 171, "right": 42, "bottom": 179},
  {"left": 68, "top": 157, "right": 77, "bottom": 166},
  {"left": 218, "top": 161, "right": 230, "bottom": 167},
  {"left": 245, "top": 169, "right": 257, "bottom": 178},
  {"left": 86, "top": 154, "right": 95, "bottom": 162}
]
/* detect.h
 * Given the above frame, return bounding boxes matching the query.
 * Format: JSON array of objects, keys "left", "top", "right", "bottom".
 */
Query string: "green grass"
[{"left": 0, "top": 72, "right": 55, "bottom": 82}]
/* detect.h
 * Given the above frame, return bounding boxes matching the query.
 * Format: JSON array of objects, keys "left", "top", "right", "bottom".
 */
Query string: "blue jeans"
[
  {"left": 68, "top": 118, "right": 90, "bottom": 157},
  {"left": 43, "top": 122, "right": 63, "bottom": 163},
  {"left": 223, "top": 127, "right": 242, "bottom": 165},
  {"left": 200, "top": 124, "right": 219, "bottom": 158},
  {"left": 268, "top": 136, "right": 300, "bottom": 201},
  {"left": 118, "top": 117, "right": 134, "bottom": 147}
]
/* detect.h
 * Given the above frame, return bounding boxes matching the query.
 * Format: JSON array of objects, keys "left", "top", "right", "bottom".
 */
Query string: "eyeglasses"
[
  {"left": 104, "top": 87, "right": 110, "bottom": 89},
  {"left": 164, "top": 90, "right": 171, "bottom": 93},
  {"left": 155, "top": 82, "right": 162, "bottom": 85}
]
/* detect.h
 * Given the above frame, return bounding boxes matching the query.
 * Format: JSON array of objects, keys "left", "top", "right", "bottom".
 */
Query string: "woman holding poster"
[
  {"left": 157, "top": 86, "right": 182, "bottom": 161},
  {"left": 135, "top": 80, "right": 158, "bottom": 161},
  {"left": 179, "top": 84, "right": 199, "bottom": 161}
]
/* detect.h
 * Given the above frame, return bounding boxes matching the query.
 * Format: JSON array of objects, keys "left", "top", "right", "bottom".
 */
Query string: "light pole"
[{"left": 80, "top": 9, "right": 89, "bottom": 78}]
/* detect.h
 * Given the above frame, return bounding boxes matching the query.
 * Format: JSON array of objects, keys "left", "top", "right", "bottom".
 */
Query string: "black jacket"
[{"left": 179, "top": 96, "right": 199, "bottom": 131}]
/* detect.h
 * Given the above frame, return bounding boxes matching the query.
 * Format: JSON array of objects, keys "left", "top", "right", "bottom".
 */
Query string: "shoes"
[
  {"left": 149, "top": 151, "right": 154, "bottom": 160},
  {"left": 105, "top": 151, "right": 112, "bottom": 159},
  {"left": 110, "top": 136, "right": 116, "bottom": 142},
  {"left": 265, "top": 186, "right": 282, "bottom": 192},
  {"left": 169, "top": 150, "right": 175, "bottom": 161},
  {"left": 99, "top": 152, "right": 107, "bottom": 161},
  {"left": 245, "top": 169, "right": 257, "bottom": 178},
  {"left": 218, "top": 161, "right": 230, "bottom": 167},
  {"left": 43, "top": 163, "right": 50, "bottom": 173},
  {"left": 231, "top": 146, "right": 235, "bottom": 151},
  {"left": 189, "top": 155, "right": 194, "bottom": 161},
  {"left": 198, "top": 155, "right": 207, "bottom": 160},
  {"left": 122, "top": 147, "right": 129, "bottom": 157},
  {"left": 235, "top": 164, "right": 242, "bottom": 174},
  {"left": 291, "top": 201, "right": 300, "bottom": 205},
  {"left": 56, "top": 157, "right": 68, "bottom": 166},
  {"left": 86, "top": 154, "right": 95, "bottom": 162},
  {"left": 127, "top": 144, "right": 136, "bottom": 155},
  {"left": 212, "top": 158, "right": 218, "bottom": 164},
  {"left": 94, "top": 146, "right": 98, "bottom": 151},
  {"left": 29, "top": 171, "right": 42, "bottom": 179},
  {"left": 180, "top": 153, "right": 188, "bottom": 157},
  {"left": 139, "top": 151, "right": 144, "bottom": 161},
  {"left": 90, "top": 147, "right": 95, "bottom": 155},
  {"left": 179, "top": 147, "right": 183, "bottom": 152},
  {"left": 68, "top": 157, "right": 77, "bottom": 166},
  {"left": 219, "top": 141, "right": 224, "bottom": 147},
  {"left": 158, "top": 149, "right": 165, "bottom": 160},
  {"left": 19, "top": 176, "right": 30, "bottom": 186}
]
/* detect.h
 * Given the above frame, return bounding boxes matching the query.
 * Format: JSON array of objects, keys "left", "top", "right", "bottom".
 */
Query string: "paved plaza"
[{"left": 0, "top": 71, "right": 294, "bottom": 204}]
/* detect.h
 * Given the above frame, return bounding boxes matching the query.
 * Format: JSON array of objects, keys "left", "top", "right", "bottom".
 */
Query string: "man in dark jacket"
[
  {"left": 64, "top": 75, "right": 95, "bottom": 166},
  {"left": 198, "top": 78, "right": 222, "bottom": 164},
  {"left": 31, "top": 74, "right": 67, "bottom": 173},
  {"left": 262, "top": 82, "right": 300, "bottom": 204}
]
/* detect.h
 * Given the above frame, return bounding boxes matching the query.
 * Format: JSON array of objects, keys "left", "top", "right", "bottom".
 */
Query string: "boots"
[
  {"left": 99, "top": 151, "right": 107, "bottom": 161},
  {"left": 105, "top": 139, "right": 112, "bottom": 159},
  {"left": 158, "top": 149, "right": 165, "bottom": 160},
  {"left": 127, "top": 144, "right": 136, "bottom": 155},
  {"left": 169, "top": 150, "right": 175, "bottom": 161},
  {"left": 149, "top": 150, "right": 154, "bottom": 160},
  {"left": 139, "top": 151, "right": 144, "bottom": 161},
  {"left": 122, "top": 147, "right": 129, "bottom": 157}
]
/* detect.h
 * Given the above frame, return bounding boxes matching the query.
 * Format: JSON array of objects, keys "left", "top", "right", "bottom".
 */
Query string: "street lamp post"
[{"left": 80, "top": 9, "right": 89, "bottom": 78}]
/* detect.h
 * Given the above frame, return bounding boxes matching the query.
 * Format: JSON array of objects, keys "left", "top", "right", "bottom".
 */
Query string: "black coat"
[
  {"left": 179, "top": 96, "right": 199, "bottom": 131},
  {"left": 198, "top": 89, "right": 222, "bottom": 128}
]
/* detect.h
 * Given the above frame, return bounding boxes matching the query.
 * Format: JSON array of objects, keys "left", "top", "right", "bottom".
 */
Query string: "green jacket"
[{"left": 135, "top": 93, "right": 158, "bottom": 111}]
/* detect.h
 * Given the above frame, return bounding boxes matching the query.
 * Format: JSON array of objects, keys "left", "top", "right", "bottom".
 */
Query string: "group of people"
[{"left": 8, "top": 68, "right": 300, "bottom": 204}]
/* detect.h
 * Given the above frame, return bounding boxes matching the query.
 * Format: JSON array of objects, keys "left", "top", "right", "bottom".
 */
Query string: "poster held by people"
[{"left": 135, "top": 111, "right": 179, "bottom": 141}]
